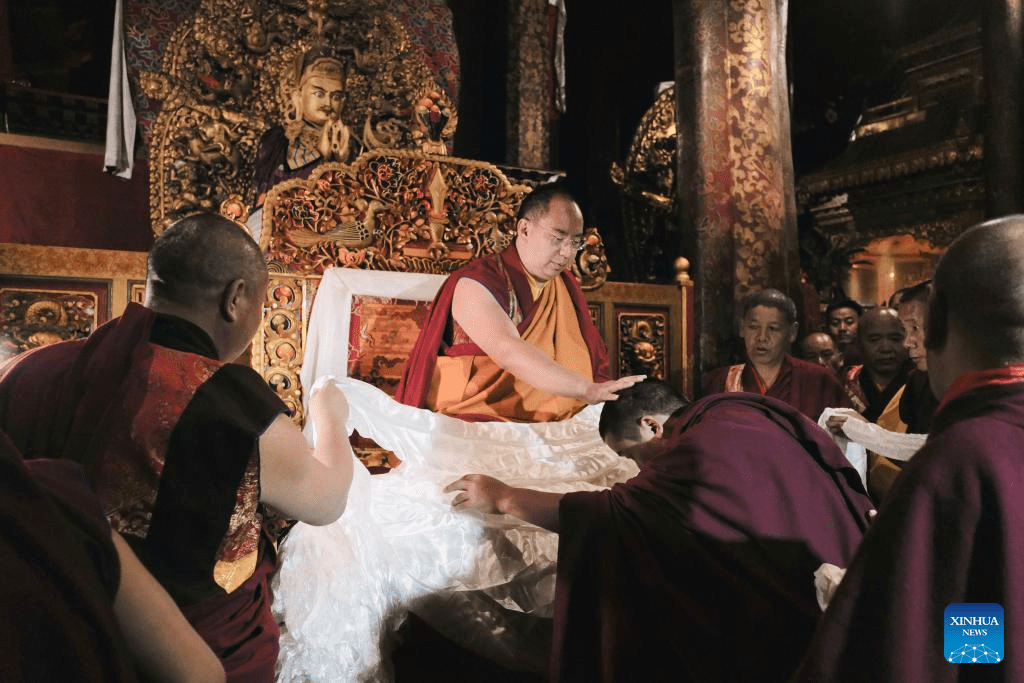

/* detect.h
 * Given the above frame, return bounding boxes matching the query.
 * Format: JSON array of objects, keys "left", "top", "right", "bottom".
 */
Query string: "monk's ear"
[
  {"left": 788, "top": 321, "right": 799, "bottom": 344},
  {"left": 639, "top": 415, "right": 663, "bottom": 439},
  {"left": 516, "top": 216, "right": 530, "bottom": 238},
  {"left": 220, "top": 278, "right": 247, "bottom": 322}
]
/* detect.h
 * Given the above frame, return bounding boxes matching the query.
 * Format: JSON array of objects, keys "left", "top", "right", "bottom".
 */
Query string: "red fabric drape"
[{"left": 0, "top": 145, "right": 151, "bottom": 251}]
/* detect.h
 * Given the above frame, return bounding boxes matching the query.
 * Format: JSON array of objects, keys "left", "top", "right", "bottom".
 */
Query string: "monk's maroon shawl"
[
  {"left": 793, "top": 377, "right": 1024, "bottom": 683},
  {"left": 552, "top": 394, "right": 873, "bottom": 682},
  {"left": 0, "top": 431, "right": 138, "bottom": 682},
  {"left": 0, "top": 304, "right": 287, "bottom": 682},
  {"left": 394, "top": 244, "right": 609, "bottom": 411},
  {"left": 701, "top": 355, "right": 853, "bottom": 421}
]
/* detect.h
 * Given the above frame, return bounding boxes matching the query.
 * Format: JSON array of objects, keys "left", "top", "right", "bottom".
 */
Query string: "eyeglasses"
[{"left": 536, "top": 224, "right": 586, "bottom": 252}]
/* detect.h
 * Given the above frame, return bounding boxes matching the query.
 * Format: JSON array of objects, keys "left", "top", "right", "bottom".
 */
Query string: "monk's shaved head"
[
  {"left": 147, "top": 213, "right": 267, "bottom": 307},
  {"left": 858, "top": 307, "right": 902, "bottom": 337},
  {"left": 927, "top": 215, "right": 1024, "bottom": 365}
]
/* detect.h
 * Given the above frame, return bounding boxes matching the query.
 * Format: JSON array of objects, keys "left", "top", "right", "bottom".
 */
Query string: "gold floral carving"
[
  {"left": 0, "top": 289, "right": 98, "bottom": 359},
  {"left": 260, "top": 149, "right": 613, "bottom": 286},
  {"left": 618, "top": 312, "right": 668, "bottom": 380},
  {"left": 726, "top": 0, "right": 786, "bottom": 299},
  {"left": 142, "top": 0, "right": 454, "bottom": 234}
]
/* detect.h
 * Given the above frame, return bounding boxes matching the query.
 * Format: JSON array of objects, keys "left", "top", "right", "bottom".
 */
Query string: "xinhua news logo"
[{"left": 945, "top": 603, "right": 1003, "bottom": 664}]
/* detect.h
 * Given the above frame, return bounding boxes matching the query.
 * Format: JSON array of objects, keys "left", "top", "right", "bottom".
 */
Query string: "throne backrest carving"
[
  {"left": 141, "top": 0, "right": 457, "bottom": 234},
  {"left": 253, "top": 150, "right": 612, "bottom": 427}
]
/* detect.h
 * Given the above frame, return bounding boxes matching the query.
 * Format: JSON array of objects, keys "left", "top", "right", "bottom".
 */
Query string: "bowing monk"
[
  {"left": 702, "top": 288, "right": 851, "bottom": 420},
  {"left": 0, "top": 213, "right": 354, "bottom": 682},
  {"left": 395, "top": 182, "right": 642, "bottom": 421},
  {"left": 794, "top": 215, "right": 1024, "bottom": 683},
  {"left": 447, "top": 378, "right": 874, "bottom": 682}
]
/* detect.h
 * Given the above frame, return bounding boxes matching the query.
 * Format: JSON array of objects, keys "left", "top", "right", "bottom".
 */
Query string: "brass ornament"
[
  {"left": 618, "top": 312, "right": 667, "bottom": 380},
  {"left": 573, "top": 227, "right": 609, "bottom": 291}
]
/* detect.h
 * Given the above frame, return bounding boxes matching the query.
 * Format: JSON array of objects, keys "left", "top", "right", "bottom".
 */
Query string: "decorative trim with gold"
[{"left": 251, "top": 274, "right": 321, "bottom": 424}]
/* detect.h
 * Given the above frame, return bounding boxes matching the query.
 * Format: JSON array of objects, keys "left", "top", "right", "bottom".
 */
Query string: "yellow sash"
[{"left": 428, "top": 276, "right": 592, "bottom": 422}]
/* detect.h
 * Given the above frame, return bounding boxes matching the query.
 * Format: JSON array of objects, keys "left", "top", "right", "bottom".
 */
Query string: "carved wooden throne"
[{"left": 142, "top": 0, "right": 693, "bottom": 467}]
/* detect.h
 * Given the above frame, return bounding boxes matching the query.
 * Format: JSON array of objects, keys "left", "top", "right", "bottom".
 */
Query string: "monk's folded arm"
[
  {"left": 452, "top": 279, "right": 591, "bottom": 399},
  {"left": 498, "top": 487, "right": 564, "bottom": 533},
  {"left": 258, "top": 411, "right": 354, "bottom": 526}
]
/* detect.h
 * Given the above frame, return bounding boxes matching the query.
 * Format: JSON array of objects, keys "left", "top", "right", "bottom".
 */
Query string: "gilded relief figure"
[{"left": 251, "top": 48, "right": 358, "bottom": 208}]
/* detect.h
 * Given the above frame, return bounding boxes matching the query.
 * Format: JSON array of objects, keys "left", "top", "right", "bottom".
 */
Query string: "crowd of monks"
[{"left": 0, "top": 183, "right": 1021, "bottom": 683}]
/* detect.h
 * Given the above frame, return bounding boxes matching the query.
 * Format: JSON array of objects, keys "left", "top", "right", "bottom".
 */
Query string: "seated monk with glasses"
[{"left": 395, "top": 182, "right": 643, "bottom": 422}]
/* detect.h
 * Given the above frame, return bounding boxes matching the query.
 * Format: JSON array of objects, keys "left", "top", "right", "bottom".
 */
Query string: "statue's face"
[{"left": 299, "top": 73, "right": 344, "bottom": 127}]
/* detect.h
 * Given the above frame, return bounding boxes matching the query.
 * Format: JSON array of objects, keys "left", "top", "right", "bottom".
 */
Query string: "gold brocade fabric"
[
  {"left": 212, "top": 455, "right": 263, "bottom": 593},
  {"left": 428, "top": 275, "right": 592, "bottom": 422}
]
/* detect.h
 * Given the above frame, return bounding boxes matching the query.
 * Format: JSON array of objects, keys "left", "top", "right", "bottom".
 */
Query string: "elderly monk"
[
  {"left": 0, "top": 213, "right": 354, "bottom": 682},
  {"left": 446, "top": 378, "right": 873, "bottom": 682},
  {"left": 396, "top": 182, "right": 642, "bottom": 422},
  {"left": 794, "top": 215, "right": 1024, "bottom": 683},
  {"left": 702, "top": 288, "right": 851, "bottom": 420}
]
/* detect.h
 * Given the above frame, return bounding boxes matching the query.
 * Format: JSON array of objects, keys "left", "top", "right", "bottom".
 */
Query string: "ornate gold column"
[
  {"left": 507, "top": 0, "right": 553, "bottom": 169},
  {"left": 673, "top": 0, "right": 798, "bottom": 373}
]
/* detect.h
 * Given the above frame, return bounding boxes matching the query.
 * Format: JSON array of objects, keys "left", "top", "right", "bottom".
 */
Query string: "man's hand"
[
  {"left": 444, "top": 474, "right": 510, "bottom": 514},
  {"left": 444, "top": 475, "right": 564, "bottom": 531},
  {"left": 584, "top": 374, "right": 646, "bottom": 404},
  {"left": 308, "top": 380, "right": 349, "bottom": 429},
  {"left": 825, "top": 411, "right": 867, "bottom": 436}
]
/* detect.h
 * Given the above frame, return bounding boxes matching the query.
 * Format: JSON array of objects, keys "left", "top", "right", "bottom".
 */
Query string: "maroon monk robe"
[
  {"left": 793, "top": 367, "right": 1024, "bottom": 683},
  {"left": 701, "top": 354, "right": 852, "bottom": 421},
  {"left": 0, "top": 304, "right": 287, "bottom": 683},
  {"left": 395, "top": 243, "right": 609, "bottom": 415},
  {"left": 0, "top": 431, "right": 138, "bottom": 682},
  {"left": 552, "top": 394, "right": 874, "bottom": 683}
]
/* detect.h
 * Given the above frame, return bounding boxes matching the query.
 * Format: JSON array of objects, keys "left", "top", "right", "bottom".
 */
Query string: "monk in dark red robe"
[
  {"left": 703, "top": 289, "right": 852, "bottom": 421},
  {"left": 446, "top": 388, "right": 874, "bottom": 682},
  {"left": 794, "top": 216, "right": 1024, "bottom": 683},
  {"left": 396, "top": 183, "right": 638, "bottom": 422},
  {"left": 0, "top": 431, "right": 138, "bottom": 682},
  {"left": 0, "top": 214, "right": 354, "bottom": 682},
  {"left": 0, "top": 429, "right": 225, "bottom": 682}
]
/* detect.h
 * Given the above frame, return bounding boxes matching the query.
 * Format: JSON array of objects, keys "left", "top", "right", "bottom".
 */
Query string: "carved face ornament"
[{"left": 298, "top": 73, "right": 344, "bottom": 127}]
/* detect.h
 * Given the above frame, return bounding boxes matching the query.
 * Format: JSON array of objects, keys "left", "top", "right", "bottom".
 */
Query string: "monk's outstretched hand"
[
  {"left": 584, "top": 375, "right": 646, "bottom": 404},
  {"left": 444, "top": 474, "right": 510, "bottom": 514}
]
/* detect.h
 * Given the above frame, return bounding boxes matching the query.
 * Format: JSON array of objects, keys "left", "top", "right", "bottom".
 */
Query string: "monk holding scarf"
[
  {"left": 794, "top": 215, "right": 1024, "bottom": 682},
  {"left": 396, "top": 182, "right": 642, "bottom": 422}
]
